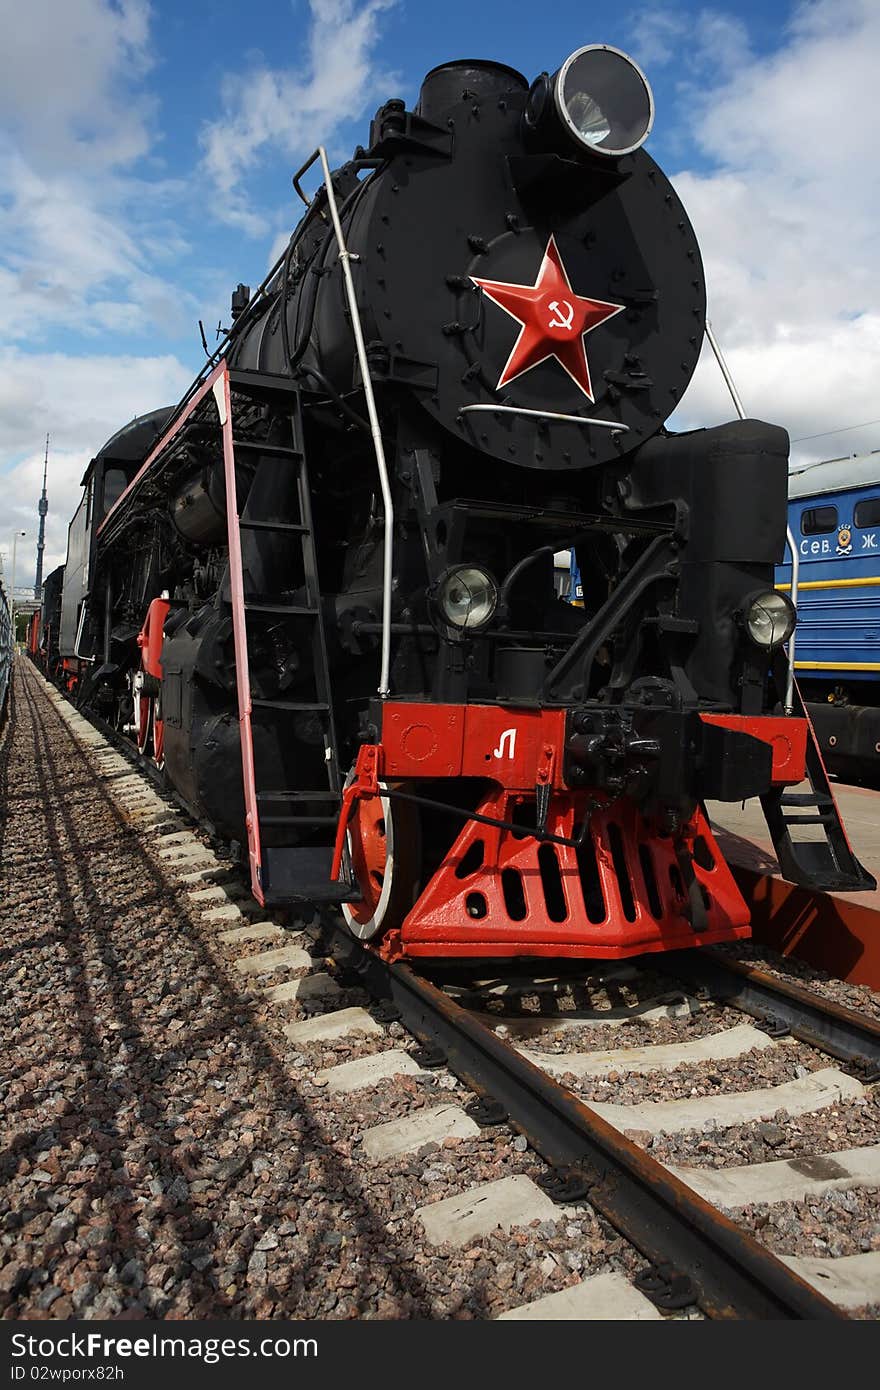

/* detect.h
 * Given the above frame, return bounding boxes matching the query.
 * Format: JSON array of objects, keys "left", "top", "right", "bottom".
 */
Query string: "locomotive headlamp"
[
  {"left": 744, "top": 591, "right": 797, "bottom": 649},
  {"left": 436, "top": 565, "right": 498, "bottom": 630},
  {"left": 527, "top": 45, "right": 654, "bottom": 158}
]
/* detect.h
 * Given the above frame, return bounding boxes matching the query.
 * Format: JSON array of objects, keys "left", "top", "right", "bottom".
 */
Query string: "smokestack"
[{"left": 34, "top": 434, "right": 48, "bottom": 599}]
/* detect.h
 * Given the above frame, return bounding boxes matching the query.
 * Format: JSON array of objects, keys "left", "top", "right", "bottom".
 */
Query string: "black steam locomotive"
[
  {"left": 45, "top": 44, "right": 873, "bottom": 961},
  {"left": 0, "top": 579, "right": 11, "bottom": 726}
]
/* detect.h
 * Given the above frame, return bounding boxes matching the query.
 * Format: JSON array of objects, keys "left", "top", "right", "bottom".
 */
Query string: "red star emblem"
[{"left": 472, "top": 235, "right": 624, "bottom": 402}]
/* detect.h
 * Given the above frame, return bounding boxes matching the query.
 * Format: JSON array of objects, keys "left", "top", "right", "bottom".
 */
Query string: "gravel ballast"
[
  {"left": 0, "top": 663, "right": 646, "bottom": 1320},
  {"left": 3, "top": 658, "right": 879, "bottom": 1320}
]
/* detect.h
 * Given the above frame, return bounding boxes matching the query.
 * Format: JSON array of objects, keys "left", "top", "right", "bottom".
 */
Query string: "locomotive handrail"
[
  {"left": 783, "top": 527, "right": 800, "bottom": 711},
  {"left": 314, "top": 144, "right": 395, "bottom": 698},
  {"left": 292, "top": 149, "right": 322, "bottom": 208},
  {"left": 293, "top": 151, "right": 384, "bottom": 209},
  {"left": 458, "top": 404, "right": 629, "bottom": 431},
  {"left": 73, "top": 603, "right": 95, "bottom": 664}
]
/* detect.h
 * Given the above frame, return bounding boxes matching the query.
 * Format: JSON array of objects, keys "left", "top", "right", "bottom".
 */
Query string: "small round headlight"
[
  {"left": 745, "top": 592, "right": 796, "bottom": 649},
  {"left": 554, "top": 45, "right": 654, "bottom": 157},
  {"left": 437, "top": 566, "right": 498, "bottom": 630}
]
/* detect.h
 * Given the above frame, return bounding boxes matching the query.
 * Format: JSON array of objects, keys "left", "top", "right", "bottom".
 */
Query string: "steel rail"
[
  {"left": 42, "top": 680, "right": 853, "bottom": 1317},
  {"left": 318, "top": 916, "right": 844, "bottom": 1320},
  {"left": 44, "top": 683, "right": 861, "bottom": 1317},
  {"left": 663, "top": 948, "right": 880, "bottom": 1080}
]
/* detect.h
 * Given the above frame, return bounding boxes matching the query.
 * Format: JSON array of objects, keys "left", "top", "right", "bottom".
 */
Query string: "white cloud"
[
  {"left": 665, "top": 0, "right": 880, "bottom": 465},
  {"left": 0, "top": 349, "right": 192, "bottom": 581},
  {"left": 0, "top": 154, "right": 197, "bottom": 343},
  {"left": 0, "top": 0, "right": 153, "bottom": 170},
  {"left": 200, "top": 0, "right": 397, "bottom": 232},
  {"left": 674, "top": 314, "right": 880, "bottom": 460},
  {"left": 630, "top": 6, "right": 750, "bottom": 75},
  {"left": 0, "top": 0, "right": 193, "bottom": 345},
  {"left": 629, "top": 9, "right": 689, "bottom": 68},
  {"left": 0, "top": 0, "right": 402, "bottom": 594}
]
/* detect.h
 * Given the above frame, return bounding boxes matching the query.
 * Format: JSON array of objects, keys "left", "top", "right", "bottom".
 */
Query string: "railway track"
[{"left": 4, "top": 656, "right": 880, "bottom": 1319}]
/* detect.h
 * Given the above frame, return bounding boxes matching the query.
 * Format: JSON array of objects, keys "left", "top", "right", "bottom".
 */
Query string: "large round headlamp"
[
  {"left": 744, "top": 592, "right": 797, "bottom": 649},
  {"left": 436, "top": 565, "right": 498, "bottom": 631},
  {"left": 535, "top": 45, "right": 654, "bottom": 158}
]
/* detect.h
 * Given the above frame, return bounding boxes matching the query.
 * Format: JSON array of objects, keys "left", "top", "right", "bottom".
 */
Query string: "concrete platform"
[
  {"left": 497, "top": 1271, "right": 662, "bottom": 1320},
  {"left": 708, "top": 781, "right": 880, "bottom": 871},
  {"left": 707, "top": 781, "right": 880, "bottom": 990},
  {"left": 416, "top": 1175, "right": 560, "bottom": 1248}
]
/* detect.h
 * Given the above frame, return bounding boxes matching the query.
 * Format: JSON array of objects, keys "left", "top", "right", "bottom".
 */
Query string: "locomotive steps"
[{"left": 4, "top": 656, "right": 879, "bottom": 1319}]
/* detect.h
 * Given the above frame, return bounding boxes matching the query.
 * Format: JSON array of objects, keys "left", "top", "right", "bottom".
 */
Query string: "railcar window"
[
  {"left": 854, "top": 497, "right": 880, "bottom": 528},
  {"left": 800, "top": 505, "right": 838, "bottom": 535},
  {"left": 102, "top": 468, "right": 128, "bottom": 517}
]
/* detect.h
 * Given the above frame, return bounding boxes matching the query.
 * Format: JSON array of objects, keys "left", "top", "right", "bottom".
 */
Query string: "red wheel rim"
[{"left": 345, "top": 795, "right": 389, "bottom": 928}]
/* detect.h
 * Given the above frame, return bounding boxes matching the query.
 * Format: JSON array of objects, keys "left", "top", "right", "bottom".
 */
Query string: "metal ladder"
[
  {"left": 218, "top": 146, "right": 395, "bottom": 905},
  {"left": 217, "top": 366, "right": 358, "bottom": 906},
  {"left": 760, "top": 663, "right": 875, "bottom": 893}
]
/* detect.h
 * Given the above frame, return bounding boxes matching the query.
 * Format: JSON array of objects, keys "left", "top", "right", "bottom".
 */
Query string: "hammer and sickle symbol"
[{"left": 548, "top": 299, "right": 574, "bottom": 330}]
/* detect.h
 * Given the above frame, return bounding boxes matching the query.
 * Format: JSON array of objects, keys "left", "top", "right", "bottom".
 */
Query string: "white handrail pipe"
[{"left": 317, "top": 147, "right": 394, "bottom": 698}]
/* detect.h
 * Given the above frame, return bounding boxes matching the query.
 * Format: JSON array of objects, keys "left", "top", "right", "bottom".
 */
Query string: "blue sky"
[{"left": 2, "top": 0, "right": 879, "bottom": 582}]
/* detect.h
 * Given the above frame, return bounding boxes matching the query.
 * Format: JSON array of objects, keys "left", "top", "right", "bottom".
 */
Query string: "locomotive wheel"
[
  {"left": 132, "top": 671, "right": 153, "bottom": 757},
  {"left": 153, "top": 688, "right": 165, "bottom": 771},
  {"left": 341, "top": 777, "right": 421, "bottom": 941},
  {"left": 137, "top": 697, "right": 153, "bottom": 757}
]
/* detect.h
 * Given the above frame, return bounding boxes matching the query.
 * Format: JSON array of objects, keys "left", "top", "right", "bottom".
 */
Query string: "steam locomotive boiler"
[{"left": 63, "top": 43, "right": 874, "bottom": 961}]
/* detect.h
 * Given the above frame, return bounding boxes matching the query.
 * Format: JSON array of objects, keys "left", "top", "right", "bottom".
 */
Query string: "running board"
[{"left": 262, "top": 847, "right": 362, "bottom": 905}]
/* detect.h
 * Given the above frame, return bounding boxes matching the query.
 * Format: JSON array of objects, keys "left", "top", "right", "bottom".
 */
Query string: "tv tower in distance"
[{"left": 34, "top": 435, "right": 49, "bottom": 599}]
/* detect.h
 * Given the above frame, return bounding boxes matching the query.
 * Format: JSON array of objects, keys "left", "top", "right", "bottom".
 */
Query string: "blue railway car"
[{"left": 778, "top": 451, "right": 880, "bottom": 779}]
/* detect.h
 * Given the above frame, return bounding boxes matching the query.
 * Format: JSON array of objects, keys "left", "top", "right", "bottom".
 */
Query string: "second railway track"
[{"left": 4, "top": 656, "right": 880, "bottom": 1320}]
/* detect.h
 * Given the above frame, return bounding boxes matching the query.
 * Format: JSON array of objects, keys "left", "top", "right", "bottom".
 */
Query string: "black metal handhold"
[
  {"left": 411, "top": 1044, "right": 446, "bottom": 1068},
  {"left": 465, "top": 1098, "right": 508, "bottom": 1127},
  {"left": 536, "top": 1168, "right": 593, "bottom": 1203},
  {"left": 633, "top": 1261, "right": 697, "bottom": 1311}
]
